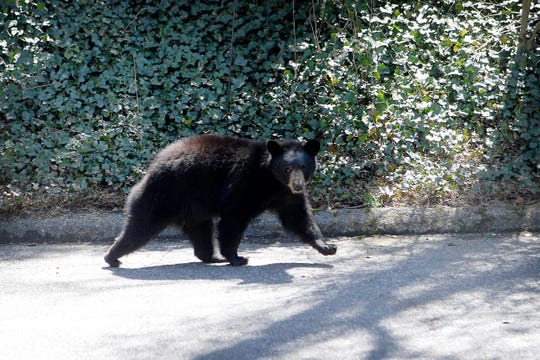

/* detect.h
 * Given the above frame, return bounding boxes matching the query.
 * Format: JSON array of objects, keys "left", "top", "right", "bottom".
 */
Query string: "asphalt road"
[{"left": 1, "top": 233, "right": 539, "bottom": 360}]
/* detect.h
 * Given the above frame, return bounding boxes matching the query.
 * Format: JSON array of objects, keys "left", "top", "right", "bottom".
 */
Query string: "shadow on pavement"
[{"left": 105, "top": 261, "right": 333, "bottom": 285}]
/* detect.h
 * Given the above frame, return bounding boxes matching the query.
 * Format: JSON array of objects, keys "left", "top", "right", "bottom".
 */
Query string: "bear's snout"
[{"left": 289, "top": 170, "right": 306, "bottom": 193}]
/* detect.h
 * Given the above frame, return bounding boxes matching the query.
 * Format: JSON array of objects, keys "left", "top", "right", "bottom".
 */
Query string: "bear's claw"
[
  {"left": 104, "top": 254, "right": 121, "bottom": 268},
  {"left": 316, "top": 243, "right": 337, "bottom": 256}
]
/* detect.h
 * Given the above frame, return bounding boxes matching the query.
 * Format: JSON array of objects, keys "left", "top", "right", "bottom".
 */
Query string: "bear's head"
[{"left": 267, "top": 139, "right": 320, "bottom": 194}]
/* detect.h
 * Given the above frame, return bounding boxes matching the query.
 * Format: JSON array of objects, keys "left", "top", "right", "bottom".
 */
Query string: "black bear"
[{"left": 104, "top": 134, "right": 336, "bottom": 267}]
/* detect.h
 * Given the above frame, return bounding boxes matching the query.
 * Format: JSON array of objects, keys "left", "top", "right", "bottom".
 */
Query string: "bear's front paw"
[
  {"left": 104, "top": 254, "right": 121, "bottom": 268},
  {"left": 317, "top": 243, "right": 337, "bottom": 256},
  {"left": 228, "top": 256, "right": 249, "bottom": 266}
]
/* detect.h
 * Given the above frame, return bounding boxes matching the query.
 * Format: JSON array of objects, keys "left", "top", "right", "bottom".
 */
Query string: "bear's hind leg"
[
  {"left": 183, "top": 220, "right": 225, "bottom": 263},
  {"left": 217, "top": 216, "right": 250, "bottom": 266},
  {"left": 104, "top": 217, "right": 165, "bottom": 267}
]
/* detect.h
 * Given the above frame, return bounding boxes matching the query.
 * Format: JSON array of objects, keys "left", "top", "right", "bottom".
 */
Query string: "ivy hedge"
[{"left": 1, "top": 0, "right": 539, "bottom": 209}]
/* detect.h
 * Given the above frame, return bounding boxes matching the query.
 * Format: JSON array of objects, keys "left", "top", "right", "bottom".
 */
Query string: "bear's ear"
[
  {"left": 267, "top": 140, "right": 284, "bottom": 156},
  {"left": 304, "top": 139, "right": 320, "bottom": 156}
]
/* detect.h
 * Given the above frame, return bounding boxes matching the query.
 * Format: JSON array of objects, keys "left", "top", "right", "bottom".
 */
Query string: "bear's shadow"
[{"left": 106, "top": 262, "right": 333, "bottom": 285}]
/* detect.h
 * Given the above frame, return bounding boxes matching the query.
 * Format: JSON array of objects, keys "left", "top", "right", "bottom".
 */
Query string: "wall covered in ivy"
[{"left": 1, "top": 0, "right": 538, "bottom": 207}]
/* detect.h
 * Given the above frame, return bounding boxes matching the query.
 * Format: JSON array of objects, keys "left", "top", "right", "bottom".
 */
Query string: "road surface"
[{"left": 1, "top": 233, "right": 539, "bottom": 359}]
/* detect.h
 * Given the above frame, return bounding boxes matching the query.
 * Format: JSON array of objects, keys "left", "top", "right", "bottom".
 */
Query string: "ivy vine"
[{"left": 1, "top": 0, "right": 538, "bottom": 208}]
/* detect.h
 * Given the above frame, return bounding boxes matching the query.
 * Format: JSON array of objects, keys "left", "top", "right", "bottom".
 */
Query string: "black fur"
[{"left": 104, "top": 134, "right": 336, "bottom": 267}]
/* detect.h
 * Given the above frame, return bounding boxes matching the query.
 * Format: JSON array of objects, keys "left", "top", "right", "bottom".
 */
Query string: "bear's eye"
[{"left": 285, "top": 167, "right": 292, "bottom": 173}]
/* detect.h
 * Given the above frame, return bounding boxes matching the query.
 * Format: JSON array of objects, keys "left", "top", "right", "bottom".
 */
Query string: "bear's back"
[{"left": 158, "top": 135, "right": 262, "bottom": 163}]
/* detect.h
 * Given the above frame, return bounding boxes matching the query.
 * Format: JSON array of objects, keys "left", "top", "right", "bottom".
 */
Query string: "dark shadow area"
[
  {"left": 105, "top": 262, "right": 333, "bottom": 285},
  {"left": 475, "top": 16, "right": 540, "bottom": 198}
]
